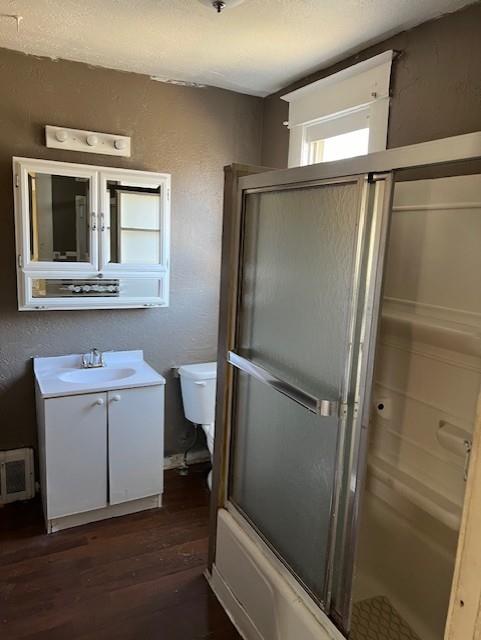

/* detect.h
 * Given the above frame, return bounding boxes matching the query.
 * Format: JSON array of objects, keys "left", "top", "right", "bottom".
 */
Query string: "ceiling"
[{"left": 0, "top": 0, "right": 477, "bottom": 96}]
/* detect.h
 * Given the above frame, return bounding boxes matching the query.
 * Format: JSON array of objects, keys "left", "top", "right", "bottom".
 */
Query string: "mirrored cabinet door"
[
  {"left": 99, "top": 172, "right": 169, "bottom": 272},
  {"left": 16, "top": 160, "right": 99, "bottom": 271}
]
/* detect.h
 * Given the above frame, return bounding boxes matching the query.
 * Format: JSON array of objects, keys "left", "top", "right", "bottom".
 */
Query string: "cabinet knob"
[
  {"left": 95, "top": 398, "right": 105, "bottom": 406},
  {"left": 111, "top": 394, "right": 122, "bottom": 402},
  {"left": 194, "top": 381, "right": 207, "bottom": 387}
]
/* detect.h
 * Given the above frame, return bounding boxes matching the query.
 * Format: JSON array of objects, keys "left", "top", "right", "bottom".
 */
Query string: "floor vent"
[{"left": 0, "top": 448, "right": 35, "bottom": 503}]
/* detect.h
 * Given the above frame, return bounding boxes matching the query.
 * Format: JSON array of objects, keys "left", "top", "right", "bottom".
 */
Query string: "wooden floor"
[{"left": 0, "top": 465, "right": 241, "bottom": 640}]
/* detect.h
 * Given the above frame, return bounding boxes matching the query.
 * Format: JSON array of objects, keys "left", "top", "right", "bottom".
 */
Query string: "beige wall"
[
  {"left": 0, "top": 47, "right": 263, "bottom": 455},
  {"left": 261, "top": 2, "right": 481, "bottom": 168}
]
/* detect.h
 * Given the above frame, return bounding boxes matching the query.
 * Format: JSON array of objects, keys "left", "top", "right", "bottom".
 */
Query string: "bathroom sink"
[
  {"left": 33, "top": 350, "right": 166, "bottom": 398},
  {"left": 58, "top": 367, "right": 136, "bottom": 384}
]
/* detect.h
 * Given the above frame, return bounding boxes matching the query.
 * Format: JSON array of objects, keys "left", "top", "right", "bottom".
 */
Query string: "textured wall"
[
  {"left": 261, "top": 2, "right": 481, "bottom": 168},
  {"left": 0, "top": 47, "right": 263, "bottom": 455}
]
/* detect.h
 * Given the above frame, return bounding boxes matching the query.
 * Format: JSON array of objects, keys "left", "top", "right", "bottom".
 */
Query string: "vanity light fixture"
[{"left": 45, "top": 126, "right": 131, "bottom": 157}]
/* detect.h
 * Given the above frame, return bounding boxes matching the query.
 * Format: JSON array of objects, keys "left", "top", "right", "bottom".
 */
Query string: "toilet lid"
[{"left": 178, "top": 362, "right": 217, "bottom": 380}]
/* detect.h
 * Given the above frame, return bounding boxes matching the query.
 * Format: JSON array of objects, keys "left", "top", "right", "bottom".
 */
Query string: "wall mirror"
[
  {"left": 101, "top": 175, "right": 167, "bottom": 270},
  {"left": 107, "top": 184, "right": 161, "bottom": 265},
  {"left": 28, "top": 172, "right": 91, "bottom": 264},
  {"left": 14, "top": 158, "right": 170, "bottom": 310}
]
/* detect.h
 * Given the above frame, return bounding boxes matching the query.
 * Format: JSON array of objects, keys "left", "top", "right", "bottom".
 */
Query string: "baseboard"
[{"left": 163, "top": 449, "right": 211, "bottom": 470}]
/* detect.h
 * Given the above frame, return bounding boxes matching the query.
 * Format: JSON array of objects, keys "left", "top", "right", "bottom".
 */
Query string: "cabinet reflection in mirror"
[
  {"left": 28, "top": 172, "right": 91, "bottom": 263},
  {"left": 31, "top": 278, "right": 163, "bottom": 300},
  {"left": 105, "top": 182, "right": 161, "bottom": 265}
]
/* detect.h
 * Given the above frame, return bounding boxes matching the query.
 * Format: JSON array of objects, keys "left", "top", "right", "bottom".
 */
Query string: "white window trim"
[{"left": 282, "top": 51, "right": 393, "bottom": 167}]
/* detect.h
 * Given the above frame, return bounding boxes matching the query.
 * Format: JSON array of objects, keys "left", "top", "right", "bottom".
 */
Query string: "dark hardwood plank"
[{"left": 0, "top": 465, "right": 240, "bottom": 640}]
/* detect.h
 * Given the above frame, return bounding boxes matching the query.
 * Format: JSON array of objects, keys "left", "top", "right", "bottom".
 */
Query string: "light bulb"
[
  {"left": 114, "top": 139, "right": 127, "bottom": 150},
  {"left": 55, "top": 130, "right": 68, "bottom": 143}
]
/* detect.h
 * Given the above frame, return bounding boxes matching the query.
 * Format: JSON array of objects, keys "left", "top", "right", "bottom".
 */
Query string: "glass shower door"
[{"left": 227, "top": 175, "right": 391, "bottom": 613}]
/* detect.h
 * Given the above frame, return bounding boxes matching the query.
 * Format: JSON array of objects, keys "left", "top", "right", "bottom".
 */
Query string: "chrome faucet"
[{"left": 81, "top": 348, "right": 105, "bottom": 369}]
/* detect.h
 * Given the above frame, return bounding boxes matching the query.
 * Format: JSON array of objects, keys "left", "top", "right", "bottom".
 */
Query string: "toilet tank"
[{"left": 179, "top": 362, "right": 217, "bottom": 425}]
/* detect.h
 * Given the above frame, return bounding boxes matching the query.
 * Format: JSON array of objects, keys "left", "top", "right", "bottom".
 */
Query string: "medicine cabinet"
[{"left": 13, "top": 157, "right": 170, "bottom": 310}]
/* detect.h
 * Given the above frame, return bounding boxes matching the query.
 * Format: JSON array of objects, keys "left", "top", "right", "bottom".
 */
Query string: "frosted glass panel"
[
  {"left": 231, "top": 371, "right": 338, "bottom": 598},
  {"left": 238, "top": 183, "right": 361, "bottom": 399},
  {"left": 230, "top": 181, "right": 363, "bottom": 604}
]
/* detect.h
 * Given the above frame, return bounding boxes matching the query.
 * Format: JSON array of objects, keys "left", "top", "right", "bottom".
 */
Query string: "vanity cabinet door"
[
  {"left": 108, "top": 386, "right": 164, "bottom": 505},
  {"left": 44, "top": 393, "right": 108, "bottom": 518}
]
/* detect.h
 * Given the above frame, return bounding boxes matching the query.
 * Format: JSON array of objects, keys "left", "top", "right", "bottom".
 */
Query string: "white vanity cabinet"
[{"left": 34, "top": 351, "right": 165, "bottom": 533}]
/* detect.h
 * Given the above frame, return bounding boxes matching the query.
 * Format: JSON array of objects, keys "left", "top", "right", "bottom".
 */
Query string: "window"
[
  {"left": 309, "top": 128, "right": 369, "bottom": 164},
  {"left": 282, "top": 51, "right": 393, "bottom": 167}
]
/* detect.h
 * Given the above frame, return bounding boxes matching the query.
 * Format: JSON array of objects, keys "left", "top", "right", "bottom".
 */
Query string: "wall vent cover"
[{"left": 0, "top": 448, "right": 35, "bottom": 503}]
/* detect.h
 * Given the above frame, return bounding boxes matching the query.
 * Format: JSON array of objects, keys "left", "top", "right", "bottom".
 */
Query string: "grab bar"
[{"left": 227, "top": 351, "right": 338, "bottom": 417}]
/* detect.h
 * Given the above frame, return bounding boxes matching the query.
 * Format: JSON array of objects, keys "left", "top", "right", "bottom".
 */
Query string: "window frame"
[{"left": 282, "top": 51, "right": 393, "bottom": 167}]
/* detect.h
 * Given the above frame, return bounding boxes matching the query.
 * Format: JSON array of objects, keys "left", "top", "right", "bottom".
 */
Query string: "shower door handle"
[{"left": 227, "top": 351, "right": 338, "bottom": 417}]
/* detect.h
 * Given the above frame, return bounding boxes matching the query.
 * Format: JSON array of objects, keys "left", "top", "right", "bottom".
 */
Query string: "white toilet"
[{"left": 178, "top": 361, "right": 217, "bottom": 488}]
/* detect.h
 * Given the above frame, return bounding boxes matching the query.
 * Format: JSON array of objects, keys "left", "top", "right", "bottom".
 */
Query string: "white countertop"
[{"left": 34, "top": 350, "right": 166, "bottom": 399}]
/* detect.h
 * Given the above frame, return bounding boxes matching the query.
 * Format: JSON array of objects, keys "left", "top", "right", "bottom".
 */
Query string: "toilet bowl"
[{"left": 178, "top": 361, "right": 217, "bottom": 488}]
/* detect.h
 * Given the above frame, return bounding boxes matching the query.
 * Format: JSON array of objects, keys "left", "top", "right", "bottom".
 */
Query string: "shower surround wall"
[{"left": 0, "top": 47, "right": 263, "bottom": 455}]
